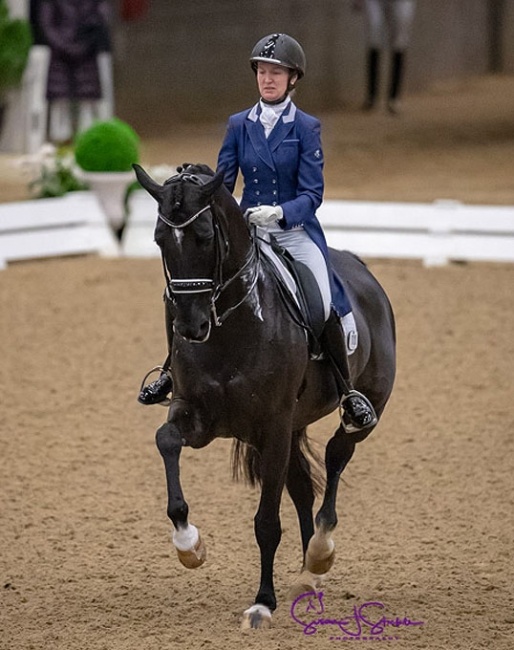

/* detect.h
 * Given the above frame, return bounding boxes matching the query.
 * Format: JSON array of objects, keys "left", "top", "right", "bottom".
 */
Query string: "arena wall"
[
  {"left": 503, "top": 0, "right": 514, "bottom": 72},
  {"left": 9, "top": 0, "right": 511, "bottom": 132},
  {"left": 112, "top": 0, "right": 512, "bottom": 131}
]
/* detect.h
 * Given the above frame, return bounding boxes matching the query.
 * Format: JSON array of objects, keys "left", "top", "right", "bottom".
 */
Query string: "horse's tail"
[
  {"left": 231, "top": 439, "right": 260, "bottom": 487},
  {"left": 231, "top": 428, "right": 325, "bottom": 496}
]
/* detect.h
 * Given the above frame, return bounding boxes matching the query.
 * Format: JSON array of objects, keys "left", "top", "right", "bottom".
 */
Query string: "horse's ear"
[
  {"left": 133, "top": 164, "right": 163, "bottom": 202},
  {"left": 200, "top": 170, "right": 225, "bottom": 198}
]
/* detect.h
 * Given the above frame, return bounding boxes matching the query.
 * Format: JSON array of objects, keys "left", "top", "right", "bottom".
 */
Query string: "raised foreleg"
[{"left": 155, "top": 421, "right": 206, "bottom": 569}]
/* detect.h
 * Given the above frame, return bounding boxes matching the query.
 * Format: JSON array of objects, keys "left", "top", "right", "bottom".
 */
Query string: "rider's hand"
[{"left": 244, "top": 205, "right": 283, "bottom": 226}]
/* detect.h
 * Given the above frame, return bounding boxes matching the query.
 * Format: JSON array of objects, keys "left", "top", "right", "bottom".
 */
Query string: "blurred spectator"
[
  {"left": 38, "top": 0, "right": 111, "bottom": 142},
  {"left": 353, "top": 0, "right": 417, "bottom": 113}
]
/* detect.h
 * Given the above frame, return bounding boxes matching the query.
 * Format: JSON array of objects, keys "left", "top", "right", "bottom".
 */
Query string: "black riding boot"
[
  {"left": 138, "top": 298, "right": 174, "bottom": 405},
  {"left": 388, "top": 50, "right": 405, "bottom": 114},
  {"left": 321, "top": 311, "right": 377, "bottom": 433},
  {"left": 363, "top": 48, "right": 380, "bottom": 111}
]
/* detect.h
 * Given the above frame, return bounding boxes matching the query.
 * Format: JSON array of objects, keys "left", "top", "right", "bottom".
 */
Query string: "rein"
[{"left": 158, "top": 187, "right": 260, "bottom": 328}]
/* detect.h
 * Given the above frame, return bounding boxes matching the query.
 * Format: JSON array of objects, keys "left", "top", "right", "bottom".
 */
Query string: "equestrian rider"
[{"left": 138, "top": 33, "right": 377, "bottom": 433}]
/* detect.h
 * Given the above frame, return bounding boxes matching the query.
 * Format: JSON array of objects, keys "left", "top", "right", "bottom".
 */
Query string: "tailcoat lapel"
[
  {"left": 245, "top": 101, "right": 298, "bottom": 169},
  {"left": 245, "top": 103, "right": 275, "bottom": 170}
]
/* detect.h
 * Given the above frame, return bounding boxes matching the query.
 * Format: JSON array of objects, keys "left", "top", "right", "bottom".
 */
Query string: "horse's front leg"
[
  {"left": 155, "top": 421, "right": 206, "bottom": 569},
  {"left": 241, "top": 430, "right": 291, "bottom": 630}
]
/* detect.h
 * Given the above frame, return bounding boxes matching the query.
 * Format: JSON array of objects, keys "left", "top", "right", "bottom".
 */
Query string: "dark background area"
[{"left": 110, "top": 0, "right": 514, "bottom": 132}]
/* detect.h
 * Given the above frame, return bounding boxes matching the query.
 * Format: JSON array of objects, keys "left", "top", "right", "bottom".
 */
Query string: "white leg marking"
[
  {"left": 241, "top": 604, "right": 272, "bottom": 629},
  {"left": 173, "top": 524, "right": 199, "bottom": 551}
]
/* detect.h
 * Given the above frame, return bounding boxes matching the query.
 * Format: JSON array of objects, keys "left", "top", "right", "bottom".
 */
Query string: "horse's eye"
[
  {"left": 195, "top": 221, "right": 214, "bottom": 246},
  {"left": 154, "top": 228, "right": 166, "bottom": 247}
]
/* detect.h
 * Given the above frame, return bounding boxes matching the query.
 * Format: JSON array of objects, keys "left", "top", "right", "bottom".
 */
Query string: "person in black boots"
[
  {"left": 362, "top": 46, "right": 380, "bottom": 110},
  {"left": 139, "top": 33, "right": 376, "bottom": 433},
  {"left": 353, "top": 0, "right": 417, "bottom": 113}
]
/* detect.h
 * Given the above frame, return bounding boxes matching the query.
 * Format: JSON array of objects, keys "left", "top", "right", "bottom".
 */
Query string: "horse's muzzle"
[{"left": 174, "top": 318, "right": 212, "bottom": 343}]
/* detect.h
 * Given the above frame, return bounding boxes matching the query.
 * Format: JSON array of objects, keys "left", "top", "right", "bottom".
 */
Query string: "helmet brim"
[{"left": 250, "top": 57, "right": 304, "bottom": 78}]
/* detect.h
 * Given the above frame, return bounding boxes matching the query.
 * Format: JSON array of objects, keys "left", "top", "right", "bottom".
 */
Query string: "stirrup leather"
[{"left": 339, "top": 390, "right": 378, "bottom": 434}]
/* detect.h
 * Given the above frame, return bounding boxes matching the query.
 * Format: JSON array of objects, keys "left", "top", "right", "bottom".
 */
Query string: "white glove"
[{"left": 244, "top": 205, "right": 283, "bottom": 227}]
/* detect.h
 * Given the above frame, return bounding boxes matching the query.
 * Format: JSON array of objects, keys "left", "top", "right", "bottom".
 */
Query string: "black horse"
[{"left": 134, "top": 163, "right": 396, "bottom": 629}]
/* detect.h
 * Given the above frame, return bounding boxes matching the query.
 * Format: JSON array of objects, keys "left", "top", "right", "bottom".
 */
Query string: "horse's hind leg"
[
  {"left": 285, "top": 429, "right": 326, "bottom": 600},
  {"left": 286, "top": 429, "right": 316, "bottom": 553},
  {"left": 155, "top": 421, "right": 206, "bottom": 569},
  {"left": 304, "top": 427, "right": 356, "bottom": 576}
]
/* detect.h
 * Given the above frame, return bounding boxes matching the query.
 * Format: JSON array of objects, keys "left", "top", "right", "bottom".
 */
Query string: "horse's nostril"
[{"left": 176, "top": 319, "right": 211, "bottom": 343}]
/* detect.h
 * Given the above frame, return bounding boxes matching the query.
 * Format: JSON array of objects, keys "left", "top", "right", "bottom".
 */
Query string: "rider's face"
[{"left": 256, "top": 62, "right": 296, "bottom": 102}]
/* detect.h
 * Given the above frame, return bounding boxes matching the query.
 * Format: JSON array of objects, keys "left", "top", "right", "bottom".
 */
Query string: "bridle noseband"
[{"left": 158, "top": 173, "right": 259, "bottom": 330}]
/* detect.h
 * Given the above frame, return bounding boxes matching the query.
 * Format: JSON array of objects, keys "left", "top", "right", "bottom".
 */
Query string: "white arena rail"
[
  {"left": 0, "top": 192, "right": 120, "bottom": 270},
  {"left": 318, "top": 199, "right": 514, "bottom": 266},
  {"left": 122, "top": 192, "right": 514, "bottom": 267},
  {"left": 1, "top": 191, "right": 513, "bottom": 269}
]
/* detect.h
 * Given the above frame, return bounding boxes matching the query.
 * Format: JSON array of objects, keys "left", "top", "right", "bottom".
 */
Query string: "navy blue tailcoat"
[{"left": 217, "top": 100, "right": 351, "bottom": 316}]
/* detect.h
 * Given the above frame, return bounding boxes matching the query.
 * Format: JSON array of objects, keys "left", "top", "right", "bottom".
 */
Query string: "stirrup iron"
[
  {"left": 339, "top": 390, "right": 378, "bottom": 434},
  {"left": 139, "top": 365, "right": 172, "bottom": 407}
]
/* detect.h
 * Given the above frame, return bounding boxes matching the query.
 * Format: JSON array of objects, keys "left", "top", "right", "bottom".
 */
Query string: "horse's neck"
[{"left": 220, "top": 197, "right": 253, "bottom": 269}]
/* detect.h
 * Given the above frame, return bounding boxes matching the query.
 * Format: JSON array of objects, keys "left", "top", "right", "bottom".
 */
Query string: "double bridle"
[{"left": 158, "top": 174, "right": 260, "bottom": 328}]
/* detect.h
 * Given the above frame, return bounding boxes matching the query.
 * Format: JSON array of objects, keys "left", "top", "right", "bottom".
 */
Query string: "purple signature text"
[{"left": 290, "top": 591, "right": 425, "bottom": 640}]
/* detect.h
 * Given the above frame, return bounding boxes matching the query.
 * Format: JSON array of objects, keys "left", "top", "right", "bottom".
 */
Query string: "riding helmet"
[{"left": 250, "top": 33, "right": 306, "bottom": 79}]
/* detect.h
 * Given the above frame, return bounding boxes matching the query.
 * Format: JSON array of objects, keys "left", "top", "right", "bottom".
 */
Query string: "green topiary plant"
[
  {"left": 74, "top": 118, "right": 140, "bottom": 172},
  {"left": 0, "top": 0, "right": 33, "bottom": 105}
]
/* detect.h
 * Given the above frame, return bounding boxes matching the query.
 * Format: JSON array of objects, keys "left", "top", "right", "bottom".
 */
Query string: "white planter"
[{"left": 80, "top": 170, "right": 134, "bottom": 232}]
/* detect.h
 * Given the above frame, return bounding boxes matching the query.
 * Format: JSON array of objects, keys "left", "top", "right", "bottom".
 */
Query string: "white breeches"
[
  {"left": 364, "top": 0, "right": 416, "bottom": 50},
  {"left": 272, "top": 228, "right": 332, "bottom": 321}
]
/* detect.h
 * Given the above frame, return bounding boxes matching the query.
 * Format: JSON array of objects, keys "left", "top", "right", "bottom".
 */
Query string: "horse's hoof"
[
  {"left": 176, "top": 535, "right": 206, "bottom": 569},
  {"left": 305, "top": 532, "right": 336, "bottom": 575},
  {"left": 287, "top": 570, "right": 324, "bottom": 602},
  {"left": 240, "top": 604, "right": 272, "bottom": 630}
]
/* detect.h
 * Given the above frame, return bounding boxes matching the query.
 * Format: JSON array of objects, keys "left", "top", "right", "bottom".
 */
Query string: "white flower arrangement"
[
  {"left": 16, "top": 143, "right": 87, "bottom": 198},
  {"left": 16, "top": 144, "right": 179, "bottom": 200}
]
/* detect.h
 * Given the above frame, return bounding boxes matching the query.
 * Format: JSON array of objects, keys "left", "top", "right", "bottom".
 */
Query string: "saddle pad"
[
  {"left": 255, "top": 229, "right": 299, "bottom": 305},
  {"left": 254, "top": 228, "right": 358, "bottom": 354}
]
